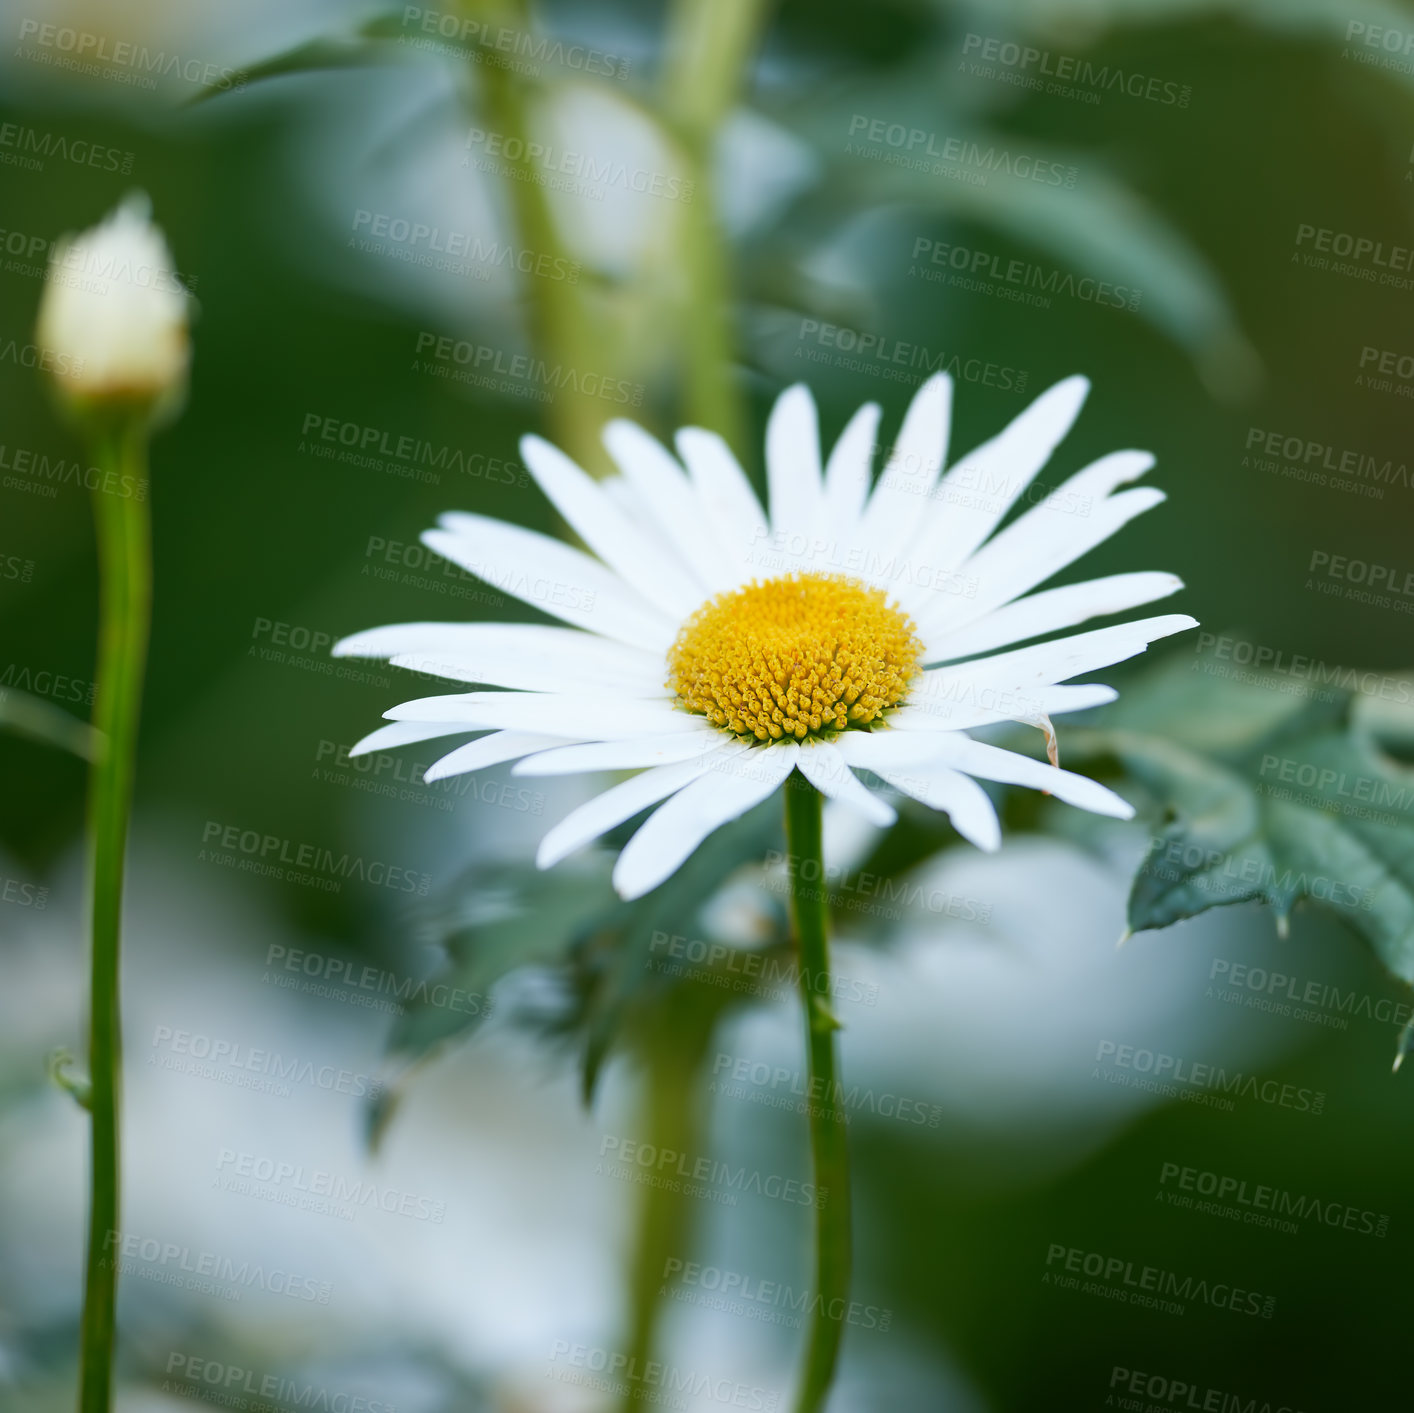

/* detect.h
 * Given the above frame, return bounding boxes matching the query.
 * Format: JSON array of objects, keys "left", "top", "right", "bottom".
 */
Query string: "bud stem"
[{"left": 78, "top": 422, "right": 150, "bottom": 1413}]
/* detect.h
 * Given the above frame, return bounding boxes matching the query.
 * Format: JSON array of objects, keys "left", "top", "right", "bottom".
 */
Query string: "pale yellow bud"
[{"left": 36, "top": 193, "right": 191, "bottom": 419}]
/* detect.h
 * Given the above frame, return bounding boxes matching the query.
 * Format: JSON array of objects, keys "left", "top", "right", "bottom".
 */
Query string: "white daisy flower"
[{"left": 335, "top": 374, "right": 1196, "bottom": 900}]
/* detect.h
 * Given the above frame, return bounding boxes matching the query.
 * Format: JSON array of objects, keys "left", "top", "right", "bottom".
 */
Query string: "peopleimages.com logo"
[
  {"left": 1157, "top": 1160, "right": 1389, "bottom": 1238},
  {"left": 1107, "top": 1365, "right": 1304, "bottom": 1413},
  {"left": 1093, "top": 1040, "right": 1326, "bottom": 1116},
  {"left": 163, "top": 1353, "right": 397, "bottom": 1412}
]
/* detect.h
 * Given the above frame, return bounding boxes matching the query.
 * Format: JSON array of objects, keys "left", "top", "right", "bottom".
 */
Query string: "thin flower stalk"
[{"left": 784, "top": 777, "right": 851, "bottom": 1413}]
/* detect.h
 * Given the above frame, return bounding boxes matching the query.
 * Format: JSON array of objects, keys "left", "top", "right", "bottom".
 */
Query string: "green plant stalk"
[
  {"left": 784, "top": 777, "right": 851, "bottom": 1413},
  {"left": 78, "top": 423, "right": 151, "bottom": 1413},
  {"left": 464, "top": 0, "right": 608, "bottom": 474},
  {"left": 617, "top": 993, "right": 717, "bottom": 1413},
  {"left": 659, "top": 0, "right": 768, "bottom": 447}
]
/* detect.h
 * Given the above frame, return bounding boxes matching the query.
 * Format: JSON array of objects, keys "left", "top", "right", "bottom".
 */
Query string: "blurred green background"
[{"left": 2, "top": 1, "right": 1412, "bottom": 1410}]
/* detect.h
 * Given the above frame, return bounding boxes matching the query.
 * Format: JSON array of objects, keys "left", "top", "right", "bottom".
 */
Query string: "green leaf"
[
  {"left": 47, "top": 1048, "right": 91, "bottom": 1110},
  {"left": 573, "top": 797, "right": 785, "bottom": 1103},
  {"left": 369, "top": 794, "right": 787, "bottom": 1145},
  {"left": 385, "top": 852, "right": 617, "bottom": 1063},
  {"left": 364, "top": 854, "right": 616, "bottom": 1153},
  {"left": 877, "top": 147, "right": 1257, "bottom": 394},
  {"left": 954, "top": 0, "right": 1414, "bottom": 57},
  {"left": 1065, "top": 653, "right": 1414, "bottom": 988},
  {"left": 766, "top": 83, "right": 1258, "bottom": 390},
  {"left": 187, "top": 15, "right": 414, "bottom": 105},
  {"left": 0, "top": 686, "right": 100, "bottom": 759}
]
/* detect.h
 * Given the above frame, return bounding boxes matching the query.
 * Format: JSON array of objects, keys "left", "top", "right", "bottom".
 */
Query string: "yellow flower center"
[{"left": 667, "top": 572, "right": 924, "bottom": 741}]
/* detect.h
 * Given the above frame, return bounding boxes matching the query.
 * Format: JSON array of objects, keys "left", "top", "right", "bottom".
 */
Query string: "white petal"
[
  {"left": 423, "top": 731, "right": 568, "bottom": 782},
  {"left": 915, "top": 613, "right": 1198, "bottom": 715},
  {"left": 335, "top": 622, "right": 475, "bottom": 659},
  {"left": 336, "top": 621, "right": 642, "bottom": 666},
  {"left": 1050, "top": 448, "right": 1155, "bottom": 504},
  {"left": 838, "top": 733, "right": 1001, "bottom": 851},
  {"left": 916, "top": 448, "right": 1160, "bottom": 627},
  {"left": 675, "top": 427, "right": 769, "bottom": 575},
  {"left": 836, "top": 729, "right": 958, "bottom": 771},
  {"left": 338, "top": 623, "right": 665, "bottom": 694},
  {"left": 920, "top": 734, "right": 1134, "bottom": 819},
  {"left": 821, "top": 401, "right": 881, "bottom": 543},
  {"left": 389, "top": 651, "right": 667, "bottom": 697},
  {"left": 886, "top": 683, "right": 1119, "bottom": 734},
  {"left": 513, "top": 730, "right": 727, "bottom": 776},
  {"left": 794, "top": 738, "right": 895, "bottom": 827},
  {"left": 536, "top": 751, "right": 738, "bottom": 870},
  {"left": 425, "top": 515, "right": 675, "bottom": 651},
  {"left": 765, "top": 384, "right": 824, "bottom": 545},
  {"left": 924, "top": 571, "right": 1184, "bottom": 663},
  {"left": 1022, "top": 684, "right": 1118, "bottom": 715},
  {"left": 908, "top": 374, "right": 1089, "bottom": 573},
  {"left": 923, "top": 486, "right": 1168, "bottom": 639},
  {"left": 386, "top": 691, "right": 702, "bottom": 739},
  {"left": 603, "top": 420, "right": 737, "bottom": 592},
  {"left": 612, "top": 745, "right": 798, "bottom": 899},
  {"left": 375, "top": 631, "right": 666, "bottom": 700},
  {"left": 883, "top": 768, "right": 1000, "bottom": 850},
  {"left": 855, "top": 374, "right": 952, "bottom": 557},
  {"left": 519, "top": 434, "right": 705, "bottom": 617},
  {"left": 348, "top": 720, "right": 475, "bottom": 757}
]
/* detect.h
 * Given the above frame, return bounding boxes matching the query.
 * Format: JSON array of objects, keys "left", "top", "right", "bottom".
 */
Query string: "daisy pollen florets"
[{"left": 667, "top": 571, "right": 924, "bottom": 741}]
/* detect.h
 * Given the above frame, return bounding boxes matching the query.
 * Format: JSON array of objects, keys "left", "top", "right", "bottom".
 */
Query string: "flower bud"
[{"left": 36, "top": 193, "right": 191, "bottom": 423}]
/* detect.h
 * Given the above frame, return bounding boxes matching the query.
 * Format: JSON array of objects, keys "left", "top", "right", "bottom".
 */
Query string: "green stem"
[
  {"left": 784, "top": 777, "right": 850, "bottom": 1413},
  {"left": 617, "top": 995, "right": 716, "bottom": 1413},
  {"left": 659, "top": 0, "right": 768, "bottom": 446},
  {"left": 468, "top": 0, "right": 609, "bottom": 475},
  {"left": 78, "top": 424, "right": 151, "bottom": 1413}
]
